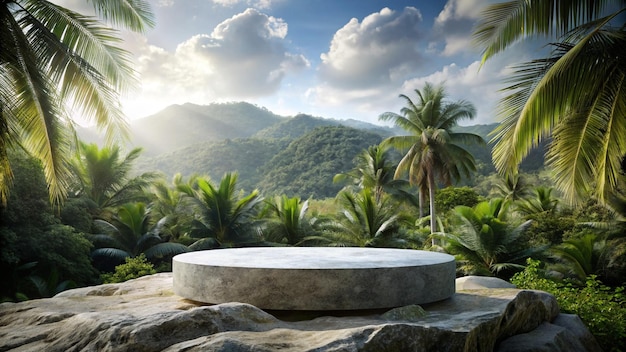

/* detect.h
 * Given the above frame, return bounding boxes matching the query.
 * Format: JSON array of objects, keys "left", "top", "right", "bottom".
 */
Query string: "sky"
[{"left": 61, "top": 0, "right": 542, "bottom": 126}]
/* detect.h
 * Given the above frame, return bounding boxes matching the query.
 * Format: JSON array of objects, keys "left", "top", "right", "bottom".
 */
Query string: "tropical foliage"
[
  {"left": 0, "top": 0, "right": 154, "bottom": 204},
  {"left": 101, "top": 254, "right": 156, "bottom": 284},
  {"left": 91, "top": 202, "right": 188, "bottom": 271},
  {"left": 314, "top": 189, "right": 408, "bottom": 248},
  {"left": 549, "top": 233, "right": 607, "bottom": 284},
  {"left": 1, "top": 150, "right": 98, "bottom": 301},
  {"left": 474, "top": 0, "right": 626, "bottom": 203},
  {"left": 435, "top": 198, "right": 539, "bottom": 277},
  {"left": 511, "top": 259, "right": 626, "bottom": 351}
]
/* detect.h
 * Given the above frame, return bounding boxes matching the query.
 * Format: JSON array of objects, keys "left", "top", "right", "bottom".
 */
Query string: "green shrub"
[
  {"left": 101, "top": 255, "right": 156, "bottom": 284},
  {"left": 511, "top": 259, "right": 626, "bottom": 351}
]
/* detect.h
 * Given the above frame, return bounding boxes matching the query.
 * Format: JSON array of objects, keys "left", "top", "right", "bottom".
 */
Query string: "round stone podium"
[{"left": 173, "top": 247, "right": 455, "bottom": 310}]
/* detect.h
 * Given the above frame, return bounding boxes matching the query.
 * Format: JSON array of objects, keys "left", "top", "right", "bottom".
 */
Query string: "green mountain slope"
[
  {"left": 253, "top": 114, "right": 338, "bottom": 139},
  {"left": 257, "top": 125, "right": 383, "bottom": 199},
  {"left": 135, "top": 138, "right": 288, "bottom": 192}
]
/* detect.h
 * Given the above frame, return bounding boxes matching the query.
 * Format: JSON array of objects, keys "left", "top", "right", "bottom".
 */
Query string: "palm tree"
[
  {"left": 474, "top": 0, "right": 626, "bottom": 204},
  {"left": 493, "top": 172, "right": 532, "bottom": 204},
  {"left": 179, "top": 173, "right": 263, "bottom": 248},
  {"left": 260, "top": 195, "right": 330, "bottom": 245},
  {"left": 549, "top": 233, "right": 607, "bottom": 285},
  {"left": 516, "top": 186, "right": 560, "bottom": 218},
  {"left": 69, "top": 142, "right": 158, "bottom": 220},
  {"left": 314, "top": 188, "right": 407, "bottom": 248},
  {"left": 148, "top": 177, "right": 194, "bottom": 242},
  {"left": 435, "top": 198, "right": 542, "bottom": 277},
  {"left": 0, "top": 0, "right": 154, "bottom": 205},
  {"left": 379, "top": 82, "right": 485, "bottom": 239},
  {"left": 333, "top": 144, "right": 418, "bottom": 207},
  {"left": 91, "top": 202, "right": 189, "bottom": 271}
]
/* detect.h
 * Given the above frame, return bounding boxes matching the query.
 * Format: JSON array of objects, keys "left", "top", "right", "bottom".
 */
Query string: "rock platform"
[
  {"left": 173, "top": 247, "right": 456, "bottom": 310},
  {"left": 0, "top": 273, "right": 602, "bottom": 352}
]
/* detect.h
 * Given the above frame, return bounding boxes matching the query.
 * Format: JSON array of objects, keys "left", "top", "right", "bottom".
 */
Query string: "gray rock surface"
[
  {"left": 0, "top": 273, "right": 601, "bottom": 352},
  {"left": 456, "top": 275, "right": 517, "bottom": 290}
]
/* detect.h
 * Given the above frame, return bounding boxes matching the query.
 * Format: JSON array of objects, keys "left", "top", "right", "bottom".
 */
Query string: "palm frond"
[
  {"left": 473, "top": 0, "right": 614, "bottom": 63},
  {"left": 91, "top": 247, "right": 130, "bottom": 262},
  {"left": 88, "top": 0, "right": 155, "bottom": 32},
  {"left": 143, "top": 242, "right": 189, "bottom": 260}
]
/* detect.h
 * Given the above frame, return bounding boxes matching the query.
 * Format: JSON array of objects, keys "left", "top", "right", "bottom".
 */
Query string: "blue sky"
[{"left": 63, "top": 0, "right": 539, "bottom": 126}]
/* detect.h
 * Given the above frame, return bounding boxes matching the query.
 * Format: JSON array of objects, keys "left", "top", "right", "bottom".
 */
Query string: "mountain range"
[{"left": 78, "top": 102, "right": 544, "bottom": 199}]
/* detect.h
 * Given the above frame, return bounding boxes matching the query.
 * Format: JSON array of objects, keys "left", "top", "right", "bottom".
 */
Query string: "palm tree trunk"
[
  {"left": 418, "top": 188, "right": 424, "bottom": 218},
  {"left": 428, "top": 173, "right": 437, "bottom": 246}
]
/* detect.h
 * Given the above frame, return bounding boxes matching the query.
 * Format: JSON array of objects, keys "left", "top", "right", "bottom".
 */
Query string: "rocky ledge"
[{"left": 0, "top": 273, "right": 601, "bottom": 352}]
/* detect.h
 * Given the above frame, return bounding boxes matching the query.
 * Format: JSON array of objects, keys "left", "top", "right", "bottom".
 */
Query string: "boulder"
[
  {"left": 0, "top": 273, "right": 601, "bottom": 352},
  {"left": 455, "top": 275, "right": 516, "bottom": 290}
]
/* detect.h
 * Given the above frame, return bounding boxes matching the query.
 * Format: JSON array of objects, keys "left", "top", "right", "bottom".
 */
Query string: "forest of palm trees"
[{"left": 1, "top": 0, "right": 625, "bottom": 350}]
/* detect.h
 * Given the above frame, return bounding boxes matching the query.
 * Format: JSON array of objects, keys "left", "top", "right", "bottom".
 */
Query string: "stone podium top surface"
[{"left": 174, "top": 247, "right": 454, "bottom": 269}]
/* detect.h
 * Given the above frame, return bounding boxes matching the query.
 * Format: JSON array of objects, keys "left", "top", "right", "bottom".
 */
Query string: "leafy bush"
[
  {"left": 101, "top": 255, "right": 156, "bottom": 284},
  {"left": 511, "top": 259, "right": 626, "bottom": 351}
]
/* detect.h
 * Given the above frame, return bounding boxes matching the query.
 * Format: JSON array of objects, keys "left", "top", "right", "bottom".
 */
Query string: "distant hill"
[{"left": 127, "top": 102, "right": 284, "bottom": 156}]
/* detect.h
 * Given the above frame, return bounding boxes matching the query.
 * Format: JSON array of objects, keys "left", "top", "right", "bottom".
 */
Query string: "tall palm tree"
[
  {"left": 179, "top": 173, "right": 263, "bottom": 247},
  {"left": 474, "top": 0, "right": 626, "bottom": 204},
  {"left": 0, "top": 0, "right": 154, "bottom": 205},
  {"left": 69, "top": 142, "right": 158, "bottom": 220},
  {"left": 379, "top": 82, "right": 484, "bottom": 238},
  {"left": 435, "top": 198, "right": 542, "bottom": 277}
]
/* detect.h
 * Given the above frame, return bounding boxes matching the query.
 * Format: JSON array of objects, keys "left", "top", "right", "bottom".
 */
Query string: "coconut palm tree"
[
  {"left": 435, "top": 198, "right": 542, "bottom": 277},
  {"left": 0, "top": 0, "right": 154, "bottom": 205},
  {"left": 474, "top": 0, "right": 626, "bottom": 204},
  {"left": 178, "top": 173, "right": 263, "bottom": 248},
  {"left": 379, "top": 82, "right": 484, "bottom": 239},
  {"left": 69, "top": 142, "right": 159, "bottom": 220}
]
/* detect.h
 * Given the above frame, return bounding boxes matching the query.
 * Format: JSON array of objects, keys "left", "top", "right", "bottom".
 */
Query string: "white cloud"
[
  {"left": 431, "top": 0, "right": 497, "bottom": 57},
  {"left": 123, "top": 8, "right": 309, "bottom": 117},
  {"left": 212, "top": 0, "right": 273, "bottom": 10},
  {"left": 435, "top": 0, "right": 488, "bottom": 23},
  {"left": 157, "top": 0, "right": 175, "bottom": 7},
  {"left": 400, "top": 60, "right": 510, "bottom": 125},
  {"left": 318, "top": 7, "right": 424, "bottom": 89}
]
